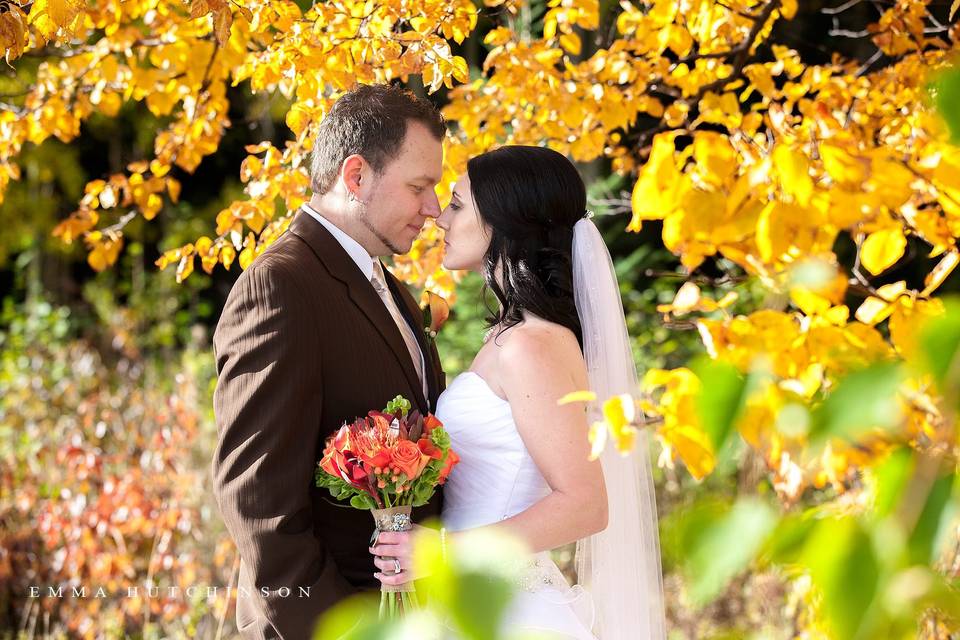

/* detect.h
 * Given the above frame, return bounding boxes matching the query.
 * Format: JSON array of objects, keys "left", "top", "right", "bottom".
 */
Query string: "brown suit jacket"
[{"left": 212, "top": 210, "right": 446, "bottom": 640}]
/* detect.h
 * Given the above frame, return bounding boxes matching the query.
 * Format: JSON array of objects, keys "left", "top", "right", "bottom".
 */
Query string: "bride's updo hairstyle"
[{"left": 466, "top": 145, "right": 585, "bottom": 347}]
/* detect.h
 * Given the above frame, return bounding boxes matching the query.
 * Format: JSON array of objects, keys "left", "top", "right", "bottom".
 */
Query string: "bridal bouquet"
[{"left": 315, "top": 396, "right": 459, "bottom": 618}]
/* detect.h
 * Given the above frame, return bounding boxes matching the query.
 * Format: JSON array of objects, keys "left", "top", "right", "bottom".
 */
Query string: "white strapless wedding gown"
[{"left": 436, "top": 372, "right": 597, "bottom": 639}]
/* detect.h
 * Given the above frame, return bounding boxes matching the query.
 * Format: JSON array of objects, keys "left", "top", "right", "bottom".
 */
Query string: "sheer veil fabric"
[{"left": 572, "top": 216, "right": 667, "bottom": 640}]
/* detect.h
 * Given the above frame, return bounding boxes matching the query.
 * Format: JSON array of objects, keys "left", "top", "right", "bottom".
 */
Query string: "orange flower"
[
  {"left": 438, "top": 449, "right": 460, "bottom": 484},
  {"left": 425, "top": 291, "right": 450, "bottom": 336},
  {"left": 391, "top": 439, "right": 428, "bottom": 480},
  {"left": 417, "top": 437, "right": 443, "bottom": 460},
  {"left": 422, "top": 414, "right": 443, "bottom": 436}
]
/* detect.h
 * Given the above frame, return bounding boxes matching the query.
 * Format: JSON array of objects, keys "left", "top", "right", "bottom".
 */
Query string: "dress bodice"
[
  {"left": 436, "top": 372, "right": 551, "bottom": 532},
  {"left": 434, "top": 371, "right": 597, "bottom": 639}
]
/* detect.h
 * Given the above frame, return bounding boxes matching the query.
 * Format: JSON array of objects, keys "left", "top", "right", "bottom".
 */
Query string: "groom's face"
[{"left": 358, "top": 121, "right": 443, "bottom": 256}]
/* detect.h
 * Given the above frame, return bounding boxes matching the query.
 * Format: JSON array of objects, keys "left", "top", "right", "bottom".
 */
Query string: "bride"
[{"left": 368, "top": 146, "right": 666, "bottom": 639}]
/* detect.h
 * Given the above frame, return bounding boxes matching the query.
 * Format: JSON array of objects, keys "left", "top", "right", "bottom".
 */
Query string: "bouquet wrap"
[{"left": 371, "top": 505, "right": 416, "bottom": 593}]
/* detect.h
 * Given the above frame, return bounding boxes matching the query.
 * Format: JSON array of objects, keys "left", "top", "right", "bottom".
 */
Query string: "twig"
[{"left": 822, "top": 0, "right": 866, "bottom": 15}]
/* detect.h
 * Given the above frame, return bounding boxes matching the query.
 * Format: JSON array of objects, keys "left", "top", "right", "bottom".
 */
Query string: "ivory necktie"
[{"left": 370, "top": 261, "right": 427, "bottom": 401}]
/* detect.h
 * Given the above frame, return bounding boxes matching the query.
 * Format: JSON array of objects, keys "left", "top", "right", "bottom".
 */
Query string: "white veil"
[{"left": 572, "top": 216, "right": 667, "bottom": 640}]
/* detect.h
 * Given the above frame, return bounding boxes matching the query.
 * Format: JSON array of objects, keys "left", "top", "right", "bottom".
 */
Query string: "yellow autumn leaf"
[
  {"left": 588, "top": 421, "right": 607, "bottom": 461},
  {"left": 28, "top": 0, "right": 82, "bottom": 42},
  {"left": 597, "top": 393, "right": 638, "bottom": 457},
  {"left": 820, "top": 144, "right": 866, "bottom": 185},
  {"left": 660, "top": 423, "right": 715, "bottom": 480},
  {"left": 773, "top": 144, "right": 813, "bottom": 206},
  {"left": 213, "top": 8, "right": 233, "bottom": 46},
  {"left": 657, "top": 281, "right": 701, "bottom": 315},
  {"left": 855, "top": 296, "right": 894, "bottom": 326},
  {"left": 559, "top": 32, "right": 581, "bottom": 56},
  {"left": 631, "top": 133, "right": 681, "bottom": 227},
  {"left": 922, "top": 251, "right": 959, "bottom": 296},
  {"left": 220, "top": 244, "right": 237, "bottom": 270},
  {"left": 558, "top": 390, "right": 598, "bottom": 405},
  {"left": 0, "top": 7, "right": 27, "bottom": 63},
  {"left": 860, "top": 227, "right": 907, "bottom": 275}
]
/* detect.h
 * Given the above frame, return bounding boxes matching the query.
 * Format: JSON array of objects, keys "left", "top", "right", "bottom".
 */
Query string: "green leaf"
[
  {"left": 311, "top": 594, "right": 384, "bottom": 639},
  {"left": 384, "top": 395, "right": 412, "bottom": 417},
  {"left": 907, "top": 465, "right": 956, "bottom": 565},
  {"left": 687, "top": 497, "right": 778, "bottom": 606},
  {"left": 872, "top": 447, "right": 913, "bottom": 521},
  {"left": 918, "top": 297, "right": 960, "bottom": 403},
  {"left": 810, "top": 361, "right": 904, "bottom": 445},
  {"left": 350, "top": 493, "right": 376, "bottom": 510},
  {"left": 693, "top": 357, "right": 748, "bottom": 456},
  {"left": 802, "top": 518, "right": 880, "bottom": 639},
  {"left": 933, "top": 65, "right": 960, "bottom": 145},
  {"left": 448, "top": 571, "right": 515, "bottom": 640}
]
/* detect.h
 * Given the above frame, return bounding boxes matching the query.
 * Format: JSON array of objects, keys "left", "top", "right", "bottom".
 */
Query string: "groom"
[{"left": 212, "top": 84, "right": 447, "bottom": 639}]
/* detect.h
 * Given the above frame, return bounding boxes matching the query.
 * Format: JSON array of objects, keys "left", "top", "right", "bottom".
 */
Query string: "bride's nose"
[{"left": 436, "top": 206, "right": 451, "bottom": 231}]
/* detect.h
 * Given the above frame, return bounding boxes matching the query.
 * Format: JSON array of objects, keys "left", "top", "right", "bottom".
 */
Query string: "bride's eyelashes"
[{"left": 449, "top": 202, "right": 462, "bottom": 212}]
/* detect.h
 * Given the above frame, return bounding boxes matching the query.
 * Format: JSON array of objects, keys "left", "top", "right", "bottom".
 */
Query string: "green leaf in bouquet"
[
  {"left": 429, "top": 425, "right": 451, "bottom": 449},
  {"left": 350, "top": 493, "right": 377, "bottom": 510},
  {"left": 385, "top": 395, "right": 412, "bottom": 418}
]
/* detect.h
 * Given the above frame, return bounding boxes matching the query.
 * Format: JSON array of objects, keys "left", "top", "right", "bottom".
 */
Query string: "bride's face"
[{"left": 436, "top": 173, "right": 490, "bottom": 272}]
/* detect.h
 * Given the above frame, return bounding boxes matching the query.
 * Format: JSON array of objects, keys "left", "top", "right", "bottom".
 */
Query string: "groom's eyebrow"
[{"left": 411, "top": 174, "right": 441, "bottom": 184}]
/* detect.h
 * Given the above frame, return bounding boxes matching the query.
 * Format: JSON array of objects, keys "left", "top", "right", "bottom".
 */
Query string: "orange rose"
[{"left": 391, "top": 439, "right": 428, "bottom": 480}]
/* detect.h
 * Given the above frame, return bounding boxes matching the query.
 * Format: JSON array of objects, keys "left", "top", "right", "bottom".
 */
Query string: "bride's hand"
[{"left": 369, "top": 524, "right": 437, "bottom": 585}]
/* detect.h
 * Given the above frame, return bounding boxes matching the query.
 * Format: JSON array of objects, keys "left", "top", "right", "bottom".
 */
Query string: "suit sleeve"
[{"left": 212, "top": 260, "right": 353, "bottom": 638}]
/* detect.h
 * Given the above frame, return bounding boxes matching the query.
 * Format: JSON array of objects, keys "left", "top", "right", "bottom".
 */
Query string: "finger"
[
  {"left": 372, "top": 556, "right": 399, "bottom": 573},
  {"left": 370, "top": 543, "right": 404, "bottom": 557},
  {"left": 375, "top": 532, "right": 410, "bottom": 545},
  {"left": 374, "top": 571, "right": 409, "bottom": 586}
]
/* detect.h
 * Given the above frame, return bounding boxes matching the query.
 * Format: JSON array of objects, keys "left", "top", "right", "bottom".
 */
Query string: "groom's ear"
[{"left": 341, "top": 154, "right": 367, "bottom": 199}]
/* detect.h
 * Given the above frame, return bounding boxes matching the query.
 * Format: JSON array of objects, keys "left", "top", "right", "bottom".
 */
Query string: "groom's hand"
[{"left": 369, "top": 524, "right": 437, "bottom": 586}]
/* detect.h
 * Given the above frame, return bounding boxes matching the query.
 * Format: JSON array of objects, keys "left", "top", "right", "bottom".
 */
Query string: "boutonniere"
[{"left": 421, "top": 291, "right": 450, "bottom": 344}]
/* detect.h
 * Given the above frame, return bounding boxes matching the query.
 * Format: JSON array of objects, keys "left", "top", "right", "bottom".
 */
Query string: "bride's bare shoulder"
[{"left": 495, "top": 319, "right": 585, "bottom": 384}]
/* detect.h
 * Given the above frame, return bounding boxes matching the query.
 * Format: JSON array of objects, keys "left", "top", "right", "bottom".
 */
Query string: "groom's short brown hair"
[{"left": 309, "top": 84, "right": 446, "bottom": 194}]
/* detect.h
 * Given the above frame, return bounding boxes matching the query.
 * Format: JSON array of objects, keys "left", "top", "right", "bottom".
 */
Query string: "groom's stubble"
[{"left": 354, "top": 175, "right": 406, "bottom": 257}]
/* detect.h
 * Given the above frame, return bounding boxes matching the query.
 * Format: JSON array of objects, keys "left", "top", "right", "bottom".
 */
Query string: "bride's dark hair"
[{"left": 466, "top": 145, "right": 586, "bottom": 347}]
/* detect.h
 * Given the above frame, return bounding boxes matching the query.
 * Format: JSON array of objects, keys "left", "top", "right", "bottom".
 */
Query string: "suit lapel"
[
  {"left": 383, "top": 268, "right": 440, "bottom": 411},
  {"left": 288, "top": 210, "right": 428, "bottom": 412}
]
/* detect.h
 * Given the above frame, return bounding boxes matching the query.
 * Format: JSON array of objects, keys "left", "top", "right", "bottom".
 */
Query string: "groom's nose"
[{"left": 420, "top": 191, "right": 441, "bottom": 219}]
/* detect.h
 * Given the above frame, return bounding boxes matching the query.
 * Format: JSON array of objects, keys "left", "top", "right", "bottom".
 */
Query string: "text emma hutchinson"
[{"left": 28, "top": 585, "right": 312, "bottom": 599}]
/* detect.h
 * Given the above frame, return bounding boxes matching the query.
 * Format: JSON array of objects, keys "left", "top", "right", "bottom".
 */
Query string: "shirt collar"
[{"left": 301, "top": 203, "right": 375, "bottom": 281}]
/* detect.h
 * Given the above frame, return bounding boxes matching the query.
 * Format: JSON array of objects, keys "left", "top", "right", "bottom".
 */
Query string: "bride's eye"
[{"left": 450, "top": 202, "right": 462, "bottom": 211}]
